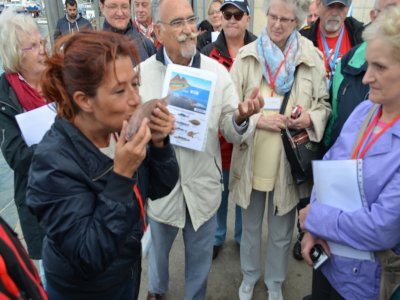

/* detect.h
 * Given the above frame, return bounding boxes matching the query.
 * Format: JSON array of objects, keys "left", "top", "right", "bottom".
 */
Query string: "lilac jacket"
[{"left": 305, "top": 100, "right": 400, "bottom": 300}]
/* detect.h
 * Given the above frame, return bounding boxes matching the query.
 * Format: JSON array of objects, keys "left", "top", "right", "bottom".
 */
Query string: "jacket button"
[
  {"left": 352, "top": 267, "right": 358, "bottom": 274},
  {"left": 1, "top": 106, "right": 5, "bottom": 110}
]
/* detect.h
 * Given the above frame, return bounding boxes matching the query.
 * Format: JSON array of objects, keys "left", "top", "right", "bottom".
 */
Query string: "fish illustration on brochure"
[{"left": 162, "top": 64, "right": 217, "bottom": 152}]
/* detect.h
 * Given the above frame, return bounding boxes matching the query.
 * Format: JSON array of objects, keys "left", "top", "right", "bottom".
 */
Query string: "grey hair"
[
  {"left": 363, "top": 6, "right": 400, "bottom": 62},
  {"left": 0, "top": 9, "right": 39, "bottom": 73},
  {"left": 264, "top": 0, "right": 311, "bottom": 29}
]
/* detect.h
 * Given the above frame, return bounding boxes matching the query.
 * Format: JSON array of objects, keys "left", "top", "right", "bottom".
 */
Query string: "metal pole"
[{"left": 44, "top": 0, "right": 64, "bottom": 45}]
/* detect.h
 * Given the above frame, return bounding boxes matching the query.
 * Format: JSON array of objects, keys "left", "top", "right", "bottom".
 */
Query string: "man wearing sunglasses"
[{"left": 201, "top": 0, "right": 256, "bottom": 261}]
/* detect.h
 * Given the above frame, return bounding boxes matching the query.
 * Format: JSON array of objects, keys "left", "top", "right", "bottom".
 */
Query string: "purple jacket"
[{"left": 305, "top": 100, "right": 400, "bottom": 300}]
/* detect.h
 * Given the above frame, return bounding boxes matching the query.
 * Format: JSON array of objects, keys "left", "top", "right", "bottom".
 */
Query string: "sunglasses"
[{"left": 222, "top": 10, "right": 245, "bottom": 21}]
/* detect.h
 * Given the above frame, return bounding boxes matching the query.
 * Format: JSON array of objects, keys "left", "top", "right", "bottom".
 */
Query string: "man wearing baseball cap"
[
  {"left": 201, "top": 0, "right": 256, "bottom": 260},
  {"left": 300, "top": 0, "right": 364, "bottom": 83}
]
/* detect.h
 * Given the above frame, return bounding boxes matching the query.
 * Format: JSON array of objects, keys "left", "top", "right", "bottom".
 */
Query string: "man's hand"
[
  {"left": 234, "top": 87, "right": 264, "bottom": 125},
  {"left": 299, "top": 204, "right": 311, "bottom": 231}
]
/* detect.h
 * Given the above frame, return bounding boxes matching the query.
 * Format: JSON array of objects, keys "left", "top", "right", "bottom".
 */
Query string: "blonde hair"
[
  {"left": 363, "top": 6, "right": 400, "bottom": 62},
  {"left": 207, "top": 0, "right": 223, "bottom": 15},
  {"left": 0, "top": 9, "right": 40, "bottom": 73},
  {"left": 264, "top": 0, "right": 311, "bottom": 29}
]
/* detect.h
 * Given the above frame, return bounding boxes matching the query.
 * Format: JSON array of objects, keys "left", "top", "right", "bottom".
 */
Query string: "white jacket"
[{"left": 139, "top": 49, "right": 254, "bottom": 230}]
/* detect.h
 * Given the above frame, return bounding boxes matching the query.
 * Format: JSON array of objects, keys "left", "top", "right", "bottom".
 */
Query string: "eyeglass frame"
[
  {"left": 158, "top": 15, "right": 199, "bottom": 29},
  {"left": 103, "top": 3, "right": 131, "bottom": 13},
  {"left": 20, "top": 39, "right": 47, "bottom": 52},
  {"left": 266, "top": 12, "right": 296, "bottom": 25},
  {"left": 222, "top": 10, "right": 246, "bottom": 21}
]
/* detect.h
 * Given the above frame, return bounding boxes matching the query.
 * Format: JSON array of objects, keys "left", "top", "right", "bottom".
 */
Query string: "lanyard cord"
[
  {"left": 321, "top": 26, "right": 344, "bottom": 75},
  {"left": 266, "top": 41, "right": 293, "bottom": 97},
  {"left": 352, "top": 107, "right": 400, "bottom": 159}
]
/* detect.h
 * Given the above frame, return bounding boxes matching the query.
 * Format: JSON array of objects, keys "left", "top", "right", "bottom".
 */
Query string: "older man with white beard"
[
  {"left": 300, "top": 0, "right": 364, "bottom": 84},
  {"left": 139, "top": 0, "right": 264, "bottom": 299}
]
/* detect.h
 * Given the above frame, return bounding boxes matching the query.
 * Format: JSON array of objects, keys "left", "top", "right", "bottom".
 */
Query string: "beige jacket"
[
  {"left": 139, "top": 52, "right": 255, "bottom": 230},
  {"left": 229, "top": 34, "right": 331, "bottom": 216}
]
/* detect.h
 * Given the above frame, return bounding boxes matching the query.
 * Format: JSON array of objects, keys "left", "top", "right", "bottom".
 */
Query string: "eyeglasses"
[
  {"left": 267, "top": 12, "right": 295, "bottom": 25},
  {"left": 222, "top": 10, "right": 245, "bottom": 21},
  {"left": 158, "top": 16, "right": 199, "bottom": 29},
  {"left": 208, "top": 9, "right": 221, "bottom": 16},
  {"left": 104, "top": 3, "right": 130, "bottom": 13},
  {"left": 21, "top": 39, "right": 47, "bottom": 52}
]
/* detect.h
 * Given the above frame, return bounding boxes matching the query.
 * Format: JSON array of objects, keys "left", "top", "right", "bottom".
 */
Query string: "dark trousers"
[{"left": 311, "top": 269, "right": 345, "bottom": 300}]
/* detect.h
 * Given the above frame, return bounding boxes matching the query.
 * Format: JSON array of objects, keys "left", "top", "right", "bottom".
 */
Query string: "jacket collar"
[
  {"left": 53, "top": 117, "right": 114, "bottom": 180},
  {"left": 155, "top": 46, "right": 201, "bottom": 68},
  {"left": 213, "top": 30, "right": 257, "bottom": 58},
  {"left": 342, "top": 41, "right": 368, "bottom": 76}
]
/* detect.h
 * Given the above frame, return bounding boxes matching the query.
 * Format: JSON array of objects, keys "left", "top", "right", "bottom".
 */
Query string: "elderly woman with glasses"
[
  {"left": 197, "top": 0, "right": 223, "bottom": 50},
  {"left": 0, "top": 9, "right": 46, "bottom": 268},
  {"left": 229, "top": 0, "right": 330, "bottom": 299}
]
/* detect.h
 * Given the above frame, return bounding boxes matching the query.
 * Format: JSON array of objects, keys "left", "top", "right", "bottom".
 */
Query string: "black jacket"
[
  {"left": 27, "top": 117, "right": 179, "bottom": 297},
  {"left": 196, "top": 30, "right": 212, "bottom": 51},
  {"left": 299, "top": 17, "right": 364, "bottom": 48},
  {"left": 0, "top": 74, "right": 44, "bottom": 259},
  {"left": 201, "top": 29, "right": 257, "bottom": 70},
  {"left": 103, "top": 19, "right": 156, "bottom": 62}
]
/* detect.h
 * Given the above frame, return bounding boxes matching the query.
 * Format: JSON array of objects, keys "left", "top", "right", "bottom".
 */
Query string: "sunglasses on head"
[{"left": 222, "top": 10, "right": 245, "bottom": 21}]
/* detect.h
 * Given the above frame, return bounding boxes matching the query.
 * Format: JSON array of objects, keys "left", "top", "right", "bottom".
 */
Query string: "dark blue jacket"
[
  {"left": 27, "top": 117, "right": 179, "bottom": 297},
  {"left": 53, "top": 14, "right": 93, "bottom": 40},
  {"left": 103, "top": 19, "right": 156, "bottom": 62}
]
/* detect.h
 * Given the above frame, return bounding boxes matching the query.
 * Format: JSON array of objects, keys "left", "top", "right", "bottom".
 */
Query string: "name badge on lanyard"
[{"left": 263, "top": 97, "right": 282, "bottom": 110}]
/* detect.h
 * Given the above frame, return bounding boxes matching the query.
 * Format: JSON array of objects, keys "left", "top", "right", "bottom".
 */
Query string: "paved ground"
[{"left": 0, "top": 149, "right": 311, "bottom": 300}]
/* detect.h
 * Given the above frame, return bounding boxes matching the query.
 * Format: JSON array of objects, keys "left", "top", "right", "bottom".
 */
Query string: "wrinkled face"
[
  {"left": 307, "top": 1, "right": 318, "bottom": 25},
  {"left": 208, "top": 1, "right": 222, "bottom": 31},
  {"left": 100, "top": 0, "right": 131, "bottom": 30},
  {"left": 18, "top": 29, "right": 46, "bottom": 77},
  {"left": 66, "top": 4, "right": 78, "bottom": 20},
  {"left": 155, "top": 0, "right": 197, "bottom": 63},
  {"left": 266, "top": 0, "right": 297, "bottom": 50},
  {"left": 88, "top": 56, "right": 141, "bottom": 133},
  {"left": 221, "top": 5, "right": 249, "bottom": 41},
  {"left": 134, "top": 0, "right": 152, "bottom": 24},
  {"left": 317, "top": 0, "right": 348, "bottom": 34},
  {"left": 363, "top": 38, "right": 400, "bottom": 107}
]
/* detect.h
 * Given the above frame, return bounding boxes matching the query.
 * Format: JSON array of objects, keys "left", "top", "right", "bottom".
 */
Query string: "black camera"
[{"left": 310, "top": 244, "right": 329, "bottom": 270}]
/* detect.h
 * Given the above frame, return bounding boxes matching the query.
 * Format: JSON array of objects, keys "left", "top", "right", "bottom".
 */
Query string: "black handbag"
[{"left": 279, "top": 87, "right": 323, "bottom": 185}]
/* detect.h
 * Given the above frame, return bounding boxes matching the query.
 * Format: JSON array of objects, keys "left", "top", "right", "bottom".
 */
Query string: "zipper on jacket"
[
  {"left": 92, "top": 165, "right": 113, "bottom": 181},
  {"left": 0, "top": 129, "right": 5, "bottom": 148},
  {"left": 213, "top": 157, "right": 223, "bottom": 184}
]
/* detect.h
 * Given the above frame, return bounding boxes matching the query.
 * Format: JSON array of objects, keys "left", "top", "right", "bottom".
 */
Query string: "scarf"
[
  {"left": 5, "top": 73, "right": 47, "bottom": 112},
  {"left": 256, "top": 29, "right": 300, "bottom": 95},
  {"left": 135, "top": 17, "right": 154, "bottom": 42}
]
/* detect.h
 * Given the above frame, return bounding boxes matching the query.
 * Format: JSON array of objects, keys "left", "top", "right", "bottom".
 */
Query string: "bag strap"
[
  {"left": 351, "top": 104, "right": 380, "bottom": 155},
  {"left": 279, "top": 67, "right": 298, "bottom": 116}
]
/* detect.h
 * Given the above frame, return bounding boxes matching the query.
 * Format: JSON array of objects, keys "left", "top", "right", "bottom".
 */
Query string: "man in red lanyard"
[
  {"left": 300, "top": 0, "right": 363, "bottom": 82},
  {"left": 133, "top": 0, "right": 161, "bottom": 47},
  {"left": 200, "top": 0, "right": 256, "bottom": 260}
]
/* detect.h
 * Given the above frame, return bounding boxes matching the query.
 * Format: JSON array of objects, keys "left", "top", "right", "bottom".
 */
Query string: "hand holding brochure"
[
  {"left": 15, "top": 103, "right": 56, "bottom": 146},
  {"left": 162, "top": 64, "right": 217, "bottom": 152},
  {"left": 312, "top": 160, "right": 374, "bottom": 261}
]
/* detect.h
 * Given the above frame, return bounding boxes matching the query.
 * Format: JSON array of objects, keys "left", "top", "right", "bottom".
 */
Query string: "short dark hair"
[{"left": 65, "top": 0, "right": 77, "bottom": 7}]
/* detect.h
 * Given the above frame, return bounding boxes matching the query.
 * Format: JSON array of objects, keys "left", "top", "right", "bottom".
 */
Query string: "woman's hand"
[
  {"left": 234, "top": 87, "right": 265, "bottom": 125},
  {"left": 287, "top": 111, "right": 312, "bottom": 130},
  {"left": 301, "top": 232, "right": 331, "bottom": 266},
  {"left": 149, "top": 102, "right": 176, "bottom": 148},
  {"left": 256, "top": 113, "right": 288, "bottom": 132},
  {"left": 299, "top": 204, "right": 310, "bottom": 231},
  {"left": 114, "top": 119, "right": 151, "bottom": 178}
]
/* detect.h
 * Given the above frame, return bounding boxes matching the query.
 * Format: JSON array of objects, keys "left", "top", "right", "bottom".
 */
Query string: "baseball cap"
[
  {"left": 220, "top": 0, "right": 250, "bottom": 14},
  {"left": 321, "top": 0, "right": 351, "bottom": 6}
]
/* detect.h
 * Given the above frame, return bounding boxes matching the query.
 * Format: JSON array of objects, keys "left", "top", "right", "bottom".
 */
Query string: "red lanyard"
[
  {"left": 351, "top": 107, "right": 400, "bottom": 159},
  {"left": 133, "top": 184, "right": 147, "bottom": 232},
  {"left": 266, "top": 41, "right": 293, "bottom": 97},
  {"left": 113, "top": 133, "right": 147, "bottom": 231}
]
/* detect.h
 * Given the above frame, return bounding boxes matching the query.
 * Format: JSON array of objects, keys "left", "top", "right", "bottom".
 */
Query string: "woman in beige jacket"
[{"left": 229, "top": 0, "right": 330, "bottom": 299}]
